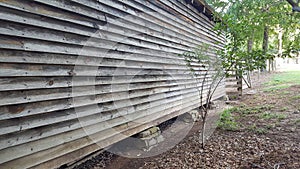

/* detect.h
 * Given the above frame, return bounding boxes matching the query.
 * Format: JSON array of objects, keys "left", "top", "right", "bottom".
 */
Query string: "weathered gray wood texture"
[{"left": 0, "top": 0, "right": 225, "bottom": 168}]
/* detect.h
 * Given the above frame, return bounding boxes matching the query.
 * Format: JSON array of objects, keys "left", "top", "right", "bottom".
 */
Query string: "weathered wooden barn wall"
[{"left": 0, "top": 0, "right": 225, "bottom": 168}]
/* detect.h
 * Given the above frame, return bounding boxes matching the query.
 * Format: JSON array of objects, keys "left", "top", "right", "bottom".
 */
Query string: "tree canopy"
[{"left": 205, "top": 0, "right": 300, "bottom": 73}]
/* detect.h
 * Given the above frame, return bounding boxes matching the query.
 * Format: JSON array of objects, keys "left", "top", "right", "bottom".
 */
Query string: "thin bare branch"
[
  {"left": 286, "top": 0, "right": 300, "bottom": 12},
  {"left": 286, "top": 0, "right": 297, "bottom": 6}
]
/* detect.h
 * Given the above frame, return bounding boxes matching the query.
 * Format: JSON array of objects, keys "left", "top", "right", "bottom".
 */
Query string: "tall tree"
[{"left": 207, "top": 0, "right": 299, "bottom": 73}]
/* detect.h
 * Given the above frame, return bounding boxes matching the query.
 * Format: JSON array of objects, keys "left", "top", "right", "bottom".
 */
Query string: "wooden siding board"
[
  {"left": 0, "top": 84, "right": 223, "bottom": 165},
  {"left": 0, "top": 78, "right": 210, "bottom": 106},
  {"left": 0, "top": 82, "right": 216, "bottom": 135},
  {"left": 0, "top": 0, "right": 225, "bottom": 168},
  {"left": 37, "top": 85, "right": 224, "bottom": 169},
  {"left": 3, "top": 2, "right": 204, "bottom": 50},
  {"left": 142, "top": 0, "right": 220, "bottom": 42},
  {"left": 0, "top": 87, "right": 199, "bottom": 149},
  {"left": 0, "top": 6, "right": 221, "bottom": 66},
  {"left": 1, "top": 90, "right": 224, "bottom": 168},
  {"left": 0, "top": 77, "right": 214, "bottom": 120},
  {"left": 0, "top": 0, "right": 107, "bottom": 28},
  {"left": 167, "top": 0, "right": 214, "bottom": 31},
  {"left": 0, "top": 0, "right": 224, "bottom": 52},
  {"left": 176, "top": 0, "right": 226, "bottom": 40},
  {"left": 70, "top": 0, "right": 223, "bottom": 48},
  {"left": 0, "top": 74, "right": 210, "bottom": 91},
  {"left": 0, "top": 91, "right": 203, "bottom": 163}
]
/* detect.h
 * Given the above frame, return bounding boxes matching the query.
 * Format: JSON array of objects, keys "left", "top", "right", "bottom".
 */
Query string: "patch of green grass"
[
  {"left": 228, "top": 95, "right": 239, "bottom": 100},
  {"left": 265, "top": 124, "right": 275, "bottom": 129},
  {"left": 280, "top": 107, "right": 288, "bottom": 112},
  {"left": 247, "top": 124, "right": 257, "bottom": 131},
  {"left": 281, "top": 91, "right": 291, "bottom": 95},
  {"left": 277, "top": 114, "right": 287, "bottom": 120},
  {"left": 264, "top": 71, "right": 300, "bottom": 92},
  {"left": 263, "top": 84, "right": 290, "bottom": 92},
  {"left": 291, "top": 95, "right": 300, "bottom": 100},
  {"left": 221, "top": 105, "right": 274, "bottom": 116},
  {"left": 259, "top": 112, "right": 287, "bottom": 120},
  {"left": 266, "top": 71, "right": 300, "bottom": 85},
  {"left": 217, "top": 108, "right": 240, "bottom": 131},
  {"left": 294, "top": 119, "right": 300, "bottom": 125},
  {"left": 247, "top": 124, "right": 267, "bottom": 134},
  {"left": 225, "top": 106, "right": 240, "bottom": 113},
  {"left": 255, "top": 127, "right": 267, "bottom": 134},
  {"left": 236, "top": 105, "right": 273, "bottom": 115}
]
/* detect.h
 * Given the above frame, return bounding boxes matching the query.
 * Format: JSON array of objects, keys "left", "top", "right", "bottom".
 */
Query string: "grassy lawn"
[
  {"left": 264, "top": 71, "right": 300, "bottom": 92},
  {"left": 218, "top": 71, "right": 300, "bottom": 133}
]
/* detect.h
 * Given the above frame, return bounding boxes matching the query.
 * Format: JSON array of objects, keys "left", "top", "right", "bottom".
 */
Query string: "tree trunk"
[
  {"left": 247, "top": 34, "right": 254, "bottom": 53},
  {"left": 276, "top": 27, "right": 283, "bottom": 71},
  {"left": 201, "top": 115, "right": 206, "bottom": 149},
  {"left": 262, "top": 26, "right": 270, "bottom": 72},
  {"left": 237, "top": 74, "right": 243, "bottom": 96},
  {"left": 278, "top": 28, "right": 283, "bottom": 58},
  {"left": 247, "top": 33, "right": 254, "bottom": 87},
  {"left": 263, "top": 26, "right": 269, "bottom": 53}
]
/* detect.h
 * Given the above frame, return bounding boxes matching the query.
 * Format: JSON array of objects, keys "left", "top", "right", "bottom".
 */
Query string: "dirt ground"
[{"left": 73, "top": 72, "right": 300, "bottom": 169}]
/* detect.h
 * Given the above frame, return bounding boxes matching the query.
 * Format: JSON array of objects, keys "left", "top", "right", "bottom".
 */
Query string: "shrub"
[{"left": 217, "top": 108, "right": 239, "bottom": 131}]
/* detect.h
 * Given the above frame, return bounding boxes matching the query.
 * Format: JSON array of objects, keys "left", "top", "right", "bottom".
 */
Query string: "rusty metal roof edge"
[
  {"left": 188, "top": 0, "right": 219, "bottom": 22},
  {"left": 195, "top": 0, "right": 215, "bottom": 13}
]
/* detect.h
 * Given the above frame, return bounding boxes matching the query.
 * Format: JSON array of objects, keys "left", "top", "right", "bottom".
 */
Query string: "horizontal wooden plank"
[
  {"left": 0, "top": 78, "right": 220, "bottom": 122},
  {"left": 0, "top": 0, "right": 107, "bottom": 27},
  {"left": 0, "top": 88, "right": 200, "bottom": 149},
  {"left": 30, "top": 102, "right": 197, "bottom": 169},
  {"left": 36, "top": 0, "right": 224, "bottom": 47},
  {"left": 0, "top": 2, "right": 222, "bottom": 53},
  {"left": 0, "top": 79, "right": 201, "bottom": 116},
  {"left": 72, "top": 0, "right": 223, "bottom": 49},
  {"left": 0, "top": 93, "right": 204, "bottom": 166},
  {"left": 0, "top": 23, "right": 191, "bottom": 57},
  {"left": 0, "top": 47, "right": 195, "bottom": 71},
  {"left": 0, "top": 82, "right": 219, "bottom": 136},
  {"left": 0, "top": 63, "right": 188, "bottom": 77},
  {"left": 0, "top": 61, "right": 213, "bottom": 78},
  {"left": 0, "top": 89, "right": 205, "bottom": 151},
  {"left": 1, "top": 0, "right": 196, "bottom": 50},
  {"left": 0, "top": 34, "right": 218, "bottom": 68},
  {"left": 0, "top": 94, "right": 199, "bottom": 163},
  {"left": 136, "top": 0, "right": 221, "bottom": 43},
  {"left": 0, "top": 73, "right": 211, "bottom": 91},
  {"left": 167, "top": 0, "right": 215, "bottom": 29},
  {"left": 166, "top": 0, "right": 226, "bottom": 41},
  {"left": 0, "top": 80, "right": 186, "bottom": 106},
  {"left": 1, "top": 88, "right": 225, "bottom": 168},
  {"left": 0, "top": 85, "right": 225, "bottom": 150}
]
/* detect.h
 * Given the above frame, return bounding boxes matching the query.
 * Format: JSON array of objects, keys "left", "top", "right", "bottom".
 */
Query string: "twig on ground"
[
  {"left": 273, "top": 162, "right": 285, "bottom": 169},
  {"left": 261, "top": 154, "right": 273, "bottom": 168}
]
